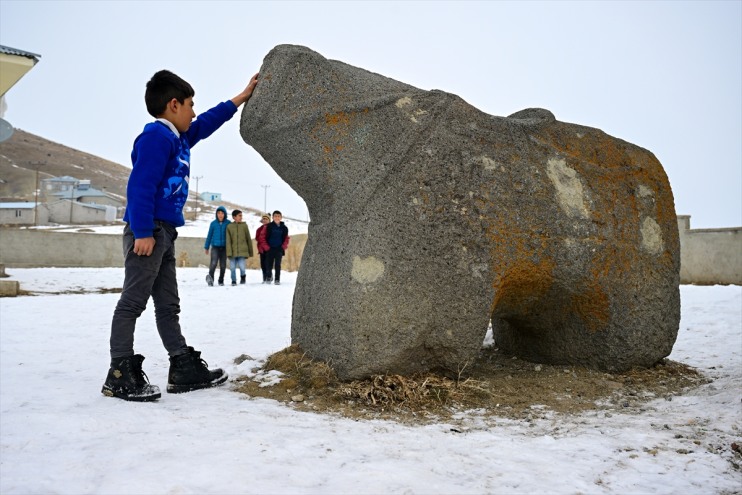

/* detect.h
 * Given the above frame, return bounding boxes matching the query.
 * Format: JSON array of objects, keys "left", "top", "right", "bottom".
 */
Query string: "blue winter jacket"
[
  {"left": 123, "top": 101, "right": 238, "bottom": 239},
  {"left": 204, "top": 206, "right": 231, "bottom": 249}
]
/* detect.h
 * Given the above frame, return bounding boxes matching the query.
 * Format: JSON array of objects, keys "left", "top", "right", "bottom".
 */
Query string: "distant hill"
[
  {"left": 0, "top": 129, "right": 130, "bottom": 202},
  {"left": 0, "top": 129, "right": 279, "bottom": 220}
]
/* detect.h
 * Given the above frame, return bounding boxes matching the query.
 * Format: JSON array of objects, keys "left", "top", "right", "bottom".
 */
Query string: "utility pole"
[
  {"left": 34, "top": 168, "right": 39, "bottom": 226},
  {"left": 261, "top": 184, "right": 270, "bottom": 213},
  {"left": 34, "top": 161, "right": 47, "bottom": 226},
  {"left": 69, "top": 179, "right": 78, "bottom": 224},
  {"left": 192, "top": 175, "right": 203, "bottom": 220}
]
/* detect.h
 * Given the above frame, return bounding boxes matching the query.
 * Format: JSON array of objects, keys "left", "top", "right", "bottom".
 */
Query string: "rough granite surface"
[{"left": 240, "top": 45, "right": 680, "bottom": 380}]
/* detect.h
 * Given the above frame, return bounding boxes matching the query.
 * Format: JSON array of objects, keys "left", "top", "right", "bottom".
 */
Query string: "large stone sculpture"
[{"left": 240, "top": 45, "right": 680, "bottom": 380}]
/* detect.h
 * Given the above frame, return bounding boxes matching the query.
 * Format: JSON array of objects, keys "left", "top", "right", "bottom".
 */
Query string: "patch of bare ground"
[
  {"left": 233, "top": 343, "right": 709, "bottom": 424},
  {"left": 17, "top": 287, "right": 122, "bottom": 296}
]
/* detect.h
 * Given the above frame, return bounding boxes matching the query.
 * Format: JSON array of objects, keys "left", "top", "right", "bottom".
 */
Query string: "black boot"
[
  {"left": 240, "top": 275, "right": 246, "bottom": 285},
  {"left": 101, "top": 354, "right": 161, "bottom": 402},
  {"left": 167, "top": 347, "right": 228, "bottom": 393}
]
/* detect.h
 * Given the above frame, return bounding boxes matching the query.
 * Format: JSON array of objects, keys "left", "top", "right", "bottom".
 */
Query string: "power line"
[
  {"left": 261, "top": 184, "right": 271, "bottom": 213},
  {"left": 193, "top": 175, "right": 203, "bottom": 220}
]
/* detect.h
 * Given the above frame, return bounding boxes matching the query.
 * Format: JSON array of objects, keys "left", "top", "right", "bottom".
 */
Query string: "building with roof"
[
  {"left": 0, "top": 198, "right": 116, "bottom": 226},
  {"left": 44, "top": 177, "right": 123, "bottom": 209},
  {"left": 0, "top": 174, "right": 121, "bottom": 225},
  {"left": 199, "top": 191, "right": 222, "bottom": 202},
  {"left": 0, "top": 202, "right": 48, "bottom": 225}
]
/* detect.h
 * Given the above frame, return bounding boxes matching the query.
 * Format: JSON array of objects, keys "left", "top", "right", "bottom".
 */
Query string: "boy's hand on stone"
[
  {"left": 134, "top": 237, "right": 155, "bottom": 257},
  {"left": 231, "top": 73, "right": 259, "bottom": 107}
]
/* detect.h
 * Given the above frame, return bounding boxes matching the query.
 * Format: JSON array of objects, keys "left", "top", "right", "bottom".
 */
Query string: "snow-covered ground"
[{"left": 1, "top": 268, "right": 740, "bottom": 494}]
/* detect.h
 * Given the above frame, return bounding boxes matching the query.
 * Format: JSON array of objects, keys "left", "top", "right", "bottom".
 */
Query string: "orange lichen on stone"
[
  {"left": 492, "top": 256, "right": 555, "bottom": 314},
  {"left": 570, "top": 282, "right": 610, "bottom": 333},
  {"left": 310, "top": 109, "right": 371, "bottom": 167},
  {"left": 325, "top": 111, "right": 351, "bottom": 126}
]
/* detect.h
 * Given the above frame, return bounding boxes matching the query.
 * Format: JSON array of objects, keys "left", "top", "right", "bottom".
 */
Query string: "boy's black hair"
[
  {"left": 232, "top": 209, "right": 242, "bottom": 217},
  {"left": 144, "top": 70, "right": 195, "bottom": 117},
  {"left": 272, "top": 210, "right": 282, "bottom": 216}
]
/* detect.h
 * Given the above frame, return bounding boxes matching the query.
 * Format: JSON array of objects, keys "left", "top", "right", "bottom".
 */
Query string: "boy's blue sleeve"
[
  {"left": 186, "top": 101, "right": 238, "bottom": 148},
  {"left": 204, "top": 223, "right": 214, "bottom": 250},
  {"left": 127, "top": 131, "right": 172, "bottom": 239}
]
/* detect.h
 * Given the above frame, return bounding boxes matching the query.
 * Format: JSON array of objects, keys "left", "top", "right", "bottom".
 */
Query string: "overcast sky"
[{"left": 1, "top": 1, "right": 739, "bottom": 227}]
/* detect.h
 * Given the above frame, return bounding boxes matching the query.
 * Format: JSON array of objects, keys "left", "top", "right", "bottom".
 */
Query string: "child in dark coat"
[{"left": 265, "top": 210, "right": 290, "bottom": 285}]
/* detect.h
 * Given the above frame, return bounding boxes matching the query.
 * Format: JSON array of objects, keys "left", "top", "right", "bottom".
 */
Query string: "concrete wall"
[
  {"left": 677, "top": 215, "right": 742, "bottom": 285},
  {"left": 0, "top": 227, "right": 306, "bottom": 272},
  {"left": 1, "top": 218, "right": 738, "bottom": 285}
]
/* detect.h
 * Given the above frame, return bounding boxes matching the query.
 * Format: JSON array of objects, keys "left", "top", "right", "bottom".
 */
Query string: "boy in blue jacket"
[
  {"left": 204, "top": 206, "right": 230, "bottom": 286},
  {"left": 102, "top": 70, "right": 258, "bottom": 401}
]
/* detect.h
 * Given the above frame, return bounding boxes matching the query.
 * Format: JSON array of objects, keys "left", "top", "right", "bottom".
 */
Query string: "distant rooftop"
[
  {"left": 51, "top": 187, "right": 110, "bottom": 198},
  {"left": 44, "top": 176, "right": 80, "bottom": 182},
  {"left": 0, "top": 202, "right": 37, "bottom": 209}
]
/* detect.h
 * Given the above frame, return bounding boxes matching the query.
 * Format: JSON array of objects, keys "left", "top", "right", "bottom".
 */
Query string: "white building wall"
[{"left": 677, "top": 216, "right": 742, "bottom": 285}]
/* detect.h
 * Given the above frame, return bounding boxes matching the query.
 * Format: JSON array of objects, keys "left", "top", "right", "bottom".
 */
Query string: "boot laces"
[
  {"left": 189, "top": 349, "right": 210, "bottom": 371},
  {"left": 195, "top": 355, "right": 210, "bottom": 371},
  {"left": 129, "top": 358, "right": 151, "bottom": 386}
]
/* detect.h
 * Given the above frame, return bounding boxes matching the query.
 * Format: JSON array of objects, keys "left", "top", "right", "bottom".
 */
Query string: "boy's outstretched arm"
[{"left": 230, "top": 73, "right": 259, "bottom": 107}]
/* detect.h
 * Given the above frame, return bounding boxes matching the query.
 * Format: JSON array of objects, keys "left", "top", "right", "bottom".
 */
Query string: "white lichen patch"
[
  {"left": 546, "top": 157, "right": 590, "bottom": 219},
  {"left": 471, "top": 263, "right": 488, "bottom": 279},
  {"left": 395, "top": 97, "right": 427, "bottom": 123},
  {"left": 395, "top": 96, "right": 413, "bottom": 108},
  {"left": 637, "top": 184, "right": 654, "bottom": 198},
  {"left": 480, "top": 156, "right": 500, "bottom": 171},
  {"left": 640, "top": 217, "right": 664, "bottom": 255},
  {"left": 351, "top": 255, "right": 385, "bottom": 284}
]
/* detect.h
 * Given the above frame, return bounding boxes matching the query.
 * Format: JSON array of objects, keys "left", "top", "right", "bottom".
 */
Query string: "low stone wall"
[
  {"left": 0, "top": 221, "right": 738, "bottom": 285},
  {"left": 0, "top": 228, "right": 306, "bottom": 272},
  {"left": 677, "top": 216, "right": 741, "bottom": 285}
]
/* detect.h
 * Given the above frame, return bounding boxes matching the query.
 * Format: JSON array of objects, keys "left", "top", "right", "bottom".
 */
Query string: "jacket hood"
[{"left": 215, "top": 206, "right": 228, "bottom": 220}]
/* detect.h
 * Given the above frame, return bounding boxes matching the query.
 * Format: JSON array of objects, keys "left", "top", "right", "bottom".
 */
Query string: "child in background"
[
  {"left": 204, "top": 206, "right": 230, "bottom": 286},
  {"left": 226, "top": 209, "right": 254, "bottom": 286},
  {"left": 255, "top": 213, "right": 272, "bottom": 283},
  {"left": 265, "top": 210, "right": 290, "bottom": 285}
]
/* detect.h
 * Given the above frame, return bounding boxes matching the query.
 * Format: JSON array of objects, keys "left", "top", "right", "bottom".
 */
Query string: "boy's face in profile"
[
  {"left": 273, "top": 213, "right": 282, "bottom": 224},
  {"left": 170, "top": 96, "right": 196, "bottom": 133},
  {"left": 233, "top": 213, "right": 243, "bottom": 222}
]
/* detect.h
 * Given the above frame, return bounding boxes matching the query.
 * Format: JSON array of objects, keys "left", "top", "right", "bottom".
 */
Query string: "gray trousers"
[
  {"left": 109, "top": 222, "right": 187, "bottom": 358},
  {"left": 208, "top": 246, "right": 227, "bottom": 282}
]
